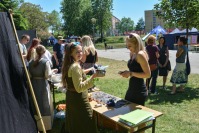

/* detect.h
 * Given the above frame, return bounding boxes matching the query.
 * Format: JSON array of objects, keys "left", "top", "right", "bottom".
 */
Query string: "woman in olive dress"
[{"left": 62, "top": 43, "right": 101, "bottom": 133}]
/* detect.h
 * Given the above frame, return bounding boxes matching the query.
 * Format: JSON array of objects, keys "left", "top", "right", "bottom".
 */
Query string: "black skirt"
[{"left": 159, "top": 67, "right": 168, "bottom": 76}]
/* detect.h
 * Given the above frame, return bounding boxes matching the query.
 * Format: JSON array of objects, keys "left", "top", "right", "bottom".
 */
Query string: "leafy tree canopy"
[
  {"left": 135, "top": 17, "right": 145, "bottom": 31},
  {"left": 91, "top": 0, "right": 113, "bottom": 40},
  {"left": 19, "top": 2, "right": 49, "bottom": 31},
  {"left": 117, "top": 17, "right": 134, "bottom": 34},
  {"left": 0, "top": 0, "right": 28, "bottom": 30},
  {"left": 48, "top": 10, "right": 62, "bottom": 34},
  {"left": 154, "top": 0, "right": 199, "bottom": 30}
]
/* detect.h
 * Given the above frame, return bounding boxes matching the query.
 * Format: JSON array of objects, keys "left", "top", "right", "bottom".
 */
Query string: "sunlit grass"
[{"left": 50, "top": 57, "right": 199, "bottom": 133}]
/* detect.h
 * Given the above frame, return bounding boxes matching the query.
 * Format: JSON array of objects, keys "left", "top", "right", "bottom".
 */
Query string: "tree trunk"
[
  {"left": 100, "top": 19, "right": 103, "bottom": 43},
  {"left": 186, "top": 23, "right": 189, "bottom": 48}
]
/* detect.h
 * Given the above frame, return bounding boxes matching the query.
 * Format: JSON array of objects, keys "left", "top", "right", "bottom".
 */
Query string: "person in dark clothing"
[
  {"left": 157, "top": 37, "right": 170, "bottom": 89},
  {"left": 81, "top": 35, "right": 98, "bottom": 75},
  {"left": 146, "top": 35, "right": 160, "bottom": 94},
  {"left": 119, "top": 33, "right": 150, "bottom": 106},
  {"left": 119, "top": 33, "right": 150, "bottom": 133},
  {"left": 53, "top": 36, "right": 64, "bottom": 73}
]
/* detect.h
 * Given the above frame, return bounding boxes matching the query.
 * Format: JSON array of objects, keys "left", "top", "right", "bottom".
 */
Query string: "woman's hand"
[
  {"left": 52, "top": 69, "right": 58, "bottom": 74},
  {"left": 119, "top": 70, "right": 130, "bottom": 78}
]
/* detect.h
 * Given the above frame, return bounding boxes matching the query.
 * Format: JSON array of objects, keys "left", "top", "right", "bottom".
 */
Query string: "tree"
[
  {"left": 135, "top": 18, "right": 145, "bottom": 31},
  {"left": 91, "top": 0, "right": 113, "bottom": 41},
  {"left": 61, "top": 0, "right": 96, "bottom": 36},
  {"left": 154, "top": 0, "right": 199, "bottom": 38},
  {"left": 48, "top": 10, "right": 62, "bottom": 34},
  {"left": 19, "top": 2, "right": 49, "bottom": 31},
  {"left": 117, "top": 17, "right": 134, "bottom": 34},
  {"left": 61, "top": 0, "right": 82, "bottom": 35},
  {"left": 0, "top": 0, "right": 28, "bottom": 30}
]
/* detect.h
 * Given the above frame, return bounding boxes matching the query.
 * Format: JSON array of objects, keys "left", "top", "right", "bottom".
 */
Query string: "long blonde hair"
[
  {"left": 126, "top": 33, "right": 148, "bottom": 59},
  {"left": 81, "top": 35, "right": 96, "bottom": 55}
]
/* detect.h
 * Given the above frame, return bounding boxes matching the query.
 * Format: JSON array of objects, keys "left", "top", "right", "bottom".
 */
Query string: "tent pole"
[{"left": 8, "top": 9, "right": 46, "bottom": 133}]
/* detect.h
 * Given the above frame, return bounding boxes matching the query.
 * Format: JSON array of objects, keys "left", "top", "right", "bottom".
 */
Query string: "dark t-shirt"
[
  {"left": 53, "top": 43, "right": 63, "bottom": 59},
  {"left": 146, "top": 45, "right": 159, "bottom": 64},
  {"left": 85, "top": 51, "right": 97, "bottom": 63}
]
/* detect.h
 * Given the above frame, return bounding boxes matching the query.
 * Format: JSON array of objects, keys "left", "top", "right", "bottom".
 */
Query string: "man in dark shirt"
[{"left": 53, "top": 36, "right": 64, "bottom": 73}]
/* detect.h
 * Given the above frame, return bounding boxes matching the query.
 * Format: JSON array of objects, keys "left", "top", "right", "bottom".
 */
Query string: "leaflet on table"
[{"left": 119, "top": 109, "right": 154, "bottom": 127}]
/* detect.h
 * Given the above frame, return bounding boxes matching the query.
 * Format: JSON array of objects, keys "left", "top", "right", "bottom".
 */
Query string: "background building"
[
  {"left": 145, "top": 10, "right": 164, "bottom": 33},
  {"left": 107, "top": 15, "right": 121, "bottom": 36}
]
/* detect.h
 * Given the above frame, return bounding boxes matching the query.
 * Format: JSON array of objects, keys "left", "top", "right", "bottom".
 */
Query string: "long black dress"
[
  {"left": 125, "top": 58, "right": 147, "bottom": 106},
  {"left": 157, "top": 44, "right": 169, "bottom": 76}
]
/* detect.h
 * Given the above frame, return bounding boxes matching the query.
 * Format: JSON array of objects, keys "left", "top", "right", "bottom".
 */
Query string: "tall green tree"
[
  {"left": 135, "top": 17, "right": 145, "bottom": 31},
  {"left": 154, "top": 0, "right": 199, "bottom": 38},
  {"left": 61, "top": 0, "right": 82, "bottom": 35},
  {"left": 91, "top": 0, "right": 113, "bottom": 41},
  {"left": 61, "top": 0, "right": 93, "bottom": 36},
  {"left": 0, "top": 0, "right": 28, "bottom": 30},
  {"left": 48, "top": 10, "right": 62, "bottom": 34},
  {"left": 19, "top": 2, "right": 49, "bottom": 31},
  {"left": 117, "top": 17, "right": 134, "bottom": 34}
]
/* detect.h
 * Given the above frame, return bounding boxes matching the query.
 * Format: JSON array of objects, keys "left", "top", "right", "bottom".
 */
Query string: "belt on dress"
[
  {"left": 32, "top": 77, "right": 45, "bottom": 79},
  {"left": 67, "top": 88, "right": 77, "bottom": 93}
]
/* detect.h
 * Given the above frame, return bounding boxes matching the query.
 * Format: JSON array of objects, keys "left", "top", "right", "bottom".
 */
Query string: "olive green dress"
[{"left": 65, "top": 63, "right": 97, "bottom": 133}]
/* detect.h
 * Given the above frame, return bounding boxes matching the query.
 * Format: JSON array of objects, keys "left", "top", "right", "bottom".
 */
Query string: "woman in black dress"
[
  {"left": 157, "top": 37, "right": 170, "bottom": 89},
  {"left": 119, "top": 33, "right": 151, "bottom": 106}
]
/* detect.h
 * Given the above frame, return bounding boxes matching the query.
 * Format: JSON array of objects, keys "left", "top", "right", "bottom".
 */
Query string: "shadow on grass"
[{"left": 147, "top": 85, "right": 199, "bottom": 104}]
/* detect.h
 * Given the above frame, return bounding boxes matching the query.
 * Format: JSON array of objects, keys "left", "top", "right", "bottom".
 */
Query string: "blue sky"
[{"left": 24, "top": 0, "right": 160, "bottom": 24}]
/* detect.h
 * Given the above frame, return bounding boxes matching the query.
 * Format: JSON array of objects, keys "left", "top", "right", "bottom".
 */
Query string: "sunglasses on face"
[{"left": 129, "top": 34, "right": 136, "bottom": 39}]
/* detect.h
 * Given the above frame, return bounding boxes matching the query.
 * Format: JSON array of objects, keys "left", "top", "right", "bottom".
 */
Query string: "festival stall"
[
  {"left": 164, "top": 28, "right": 199, "bottom": 50},
  {"left": 142, "top": 25, "right": 167, "bottom": 41}
]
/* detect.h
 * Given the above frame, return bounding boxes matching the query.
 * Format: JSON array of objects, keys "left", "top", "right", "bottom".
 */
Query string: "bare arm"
[
  {"left": 176, "top": 47, "right": 184, "bottom": 58},
  {"left": 156, "top": 51, "right": 160, "bottom": 59},
  {"left": 131, "top": 52, "right": 151, "bottom": 78},
  {"left": 120, "top": 51, "right": 151, "bottom": 78},
  {"left": 163, "top": 47, "right": 169, "bottom": 67}
]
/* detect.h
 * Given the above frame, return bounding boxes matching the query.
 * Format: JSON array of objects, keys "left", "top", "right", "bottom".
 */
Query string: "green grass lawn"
[{"left": 50, "top": 57, "right": 199, "bottom": 133}]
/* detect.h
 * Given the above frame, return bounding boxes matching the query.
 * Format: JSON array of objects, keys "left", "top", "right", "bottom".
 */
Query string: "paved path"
[{"left": 97, "top": 48, "right": 199, "bottom": 74}]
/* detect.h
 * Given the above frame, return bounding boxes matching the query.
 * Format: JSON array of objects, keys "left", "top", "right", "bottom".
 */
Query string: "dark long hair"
[
  {"left": 62, "top": 43, "right": 78, "bottom": 87},
  {"left": 27, "top": 38, "right": 40, "bottom": 61},
  {"left": 158, "top": 37, "right": 166, "bottom": 45},
  {"left": 179, "top": 37, "right": 187, "bottom": 45}
]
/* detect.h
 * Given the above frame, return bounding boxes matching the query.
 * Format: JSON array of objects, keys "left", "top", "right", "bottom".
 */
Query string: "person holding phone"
[{"left": 119, "top": 33, "right": 150, "bottom": 106}]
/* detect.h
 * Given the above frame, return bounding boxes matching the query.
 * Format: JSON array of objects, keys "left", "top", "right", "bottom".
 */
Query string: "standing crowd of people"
[{"left": 19, "top": 33, "right": 189, "bottom": 133}]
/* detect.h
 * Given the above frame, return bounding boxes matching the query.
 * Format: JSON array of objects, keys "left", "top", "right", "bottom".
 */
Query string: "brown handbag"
[{"left": 149, "top": 64, "right": 157, "bottom": 71}]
